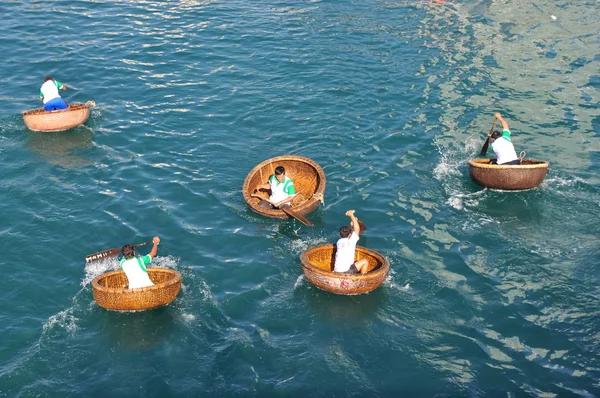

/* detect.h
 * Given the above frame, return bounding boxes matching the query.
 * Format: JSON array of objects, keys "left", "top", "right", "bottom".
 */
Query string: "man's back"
[
  {"left": 334, "top": 232, "right": 359, "bottom": 272},
  {"left": 120, "top": 255, "right": 154, "bottom": 289}
]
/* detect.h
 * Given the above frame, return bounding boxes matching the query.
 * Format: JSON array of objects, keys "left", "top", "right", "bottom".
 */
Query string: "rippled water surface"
[{"left": 1, "top": 0, "right": 599, "bottom": 396}]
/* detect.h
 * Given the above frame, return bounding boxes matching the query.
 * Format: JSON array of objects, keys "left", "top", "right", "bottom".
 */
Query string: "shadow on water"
[
  {"left": 24, "top": 127, "right": 94, "bottom": 168},
  {"left": 301, "top": 283, "right": 388, "bottom": 324},
  {"left": 96, "top": 306, "right": 178, "bottom": 350},
  {"left": 246, "top": 207, "right": 326, "bottom": 240},
  {"left": 465, "top": 185, "right": 548, "bottom": 223}
]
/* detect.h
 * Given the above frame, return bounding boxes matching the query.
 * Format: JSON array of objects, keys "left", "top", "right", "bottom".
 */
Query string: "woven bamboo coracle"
[
  {"left": 242, "top": 155, "right": 326, "bottom": 220},
  {"left": 92, "top": 268, "right": 181, "bottom": 311},
  {"left": 468, "top": 158, "right": 549, "bottom": 190},
  {"left": 300, "top": 244, "right": 390, "bottom": 295},
  {"left": 22, "top": 101, "right": 94, "bottom": 132}
]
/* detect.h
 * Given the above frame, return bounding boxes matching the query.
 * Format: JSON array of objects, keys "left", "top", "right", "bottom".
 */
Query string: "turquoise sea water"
[{"left": 1, "top": 0, "right": 599, "bottom": 396}]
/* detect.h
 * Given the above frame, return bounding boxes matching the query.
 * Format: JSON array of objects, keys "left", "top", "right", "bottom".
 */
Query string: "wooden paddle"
[
  {"left": 85, "top": 240, "right": 152, "bottom": 263},
  {"left": 346, "top": 211, "right": 367, "bottom": 232},
  {"left": 281, "top": 205, "right": 314, "bottom": 227},
  {"left": 357, "top": 220, "right": 367, "bottom": 232},
  {"left": 251, "top": 194, "right": 314, "bottom": 227},
  {"left": 479, "top": 118, "right": 497, "bottom": 156}
]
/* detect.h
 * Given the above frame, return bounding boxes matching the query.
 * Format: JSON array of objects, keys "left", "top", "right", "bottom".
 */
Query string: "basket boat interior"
[
  {"left": 95, "top": 269, "right": 178, "bottom": 290},
  {"left": 304, "top": 245, "right": 383, "bottom": 274},
  {"left": 245, "top": 157, "right": 324, "bottom": 208}
]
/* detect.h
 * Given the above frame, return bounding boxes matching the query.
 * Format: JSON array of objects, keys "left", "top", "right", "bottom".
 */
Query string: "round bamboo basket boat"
[
  {"left": 92, "top": 268, "right": 181, "bottom": 311},
  {"left": 242, "top": 155, "right": 326, "bottom": 220},
  {"left": 300, "top": 244, "right": 390, "bottom": 295},
  {"left": 468, "top": 158, "right": 549, "bottom": 190},
  {"left": 22, "top": 101, "right": 95, "bottom": 132}
]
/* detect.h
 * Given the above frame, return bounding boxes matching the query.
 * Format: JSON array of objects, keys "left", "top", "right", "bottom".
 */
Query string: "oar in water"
[
  {"left": 85, "top": 240, "right": 152, "bottom": 263},
  {"left": 64, "top": 83, "right": 81, "bottom": 91},
  {"left": 251, "top": 194, "right": 314, "bottom": 226},
  {"left": 479, "top": 118, "right": 497, "bottom": 156}
]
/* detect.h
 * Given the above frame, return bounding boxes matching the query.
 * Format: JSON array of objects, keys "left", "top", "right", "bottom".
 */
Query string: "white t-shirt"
[
  {"left": 120, "top": 255, "right": 155, "bottom": 289},
  {"left": 334, "top": 232, "right": 360, "bottom": 272},
  {"left": 491, "top": 129, "right": 518, "bottom": 164},
  {"left": 268, "top": 175, "right": 295, "bottom": 203},
  {"left": 40, "top": 80, "right": 63, "bottom": 104}
]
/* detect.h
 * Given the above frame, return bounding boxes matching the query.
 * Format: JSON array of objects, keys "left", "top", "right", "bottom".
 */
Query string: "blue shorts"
[{"left": 44, "top": 97, "right": 68, "bottom": 111}]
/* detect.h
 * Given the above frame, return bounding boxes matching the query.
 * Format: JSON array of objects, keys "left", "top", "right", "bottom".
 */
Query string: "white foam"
[
  {"left": 43, "top": 309, "right": 79, "bottom": 334},
  {"left": 293, "top": 275, "right": 305, "bottom": 290},
  {"left": 447, "top": 188, "right": 487, "bottom": 210},
  {"left": 82, "top": 258, "right": 119, "bottom": 287},
  {"left": 286, "top": 236, "right": 330, "bottom": 255},
  {"left": 180, "top": 312, "right": 196, "bottom": 323},
  {"left": 544, "top": 175, "right": 586, "bottom": 190},
  {"left": 81, "top": 255, "right": 179, "bottom": 287}
]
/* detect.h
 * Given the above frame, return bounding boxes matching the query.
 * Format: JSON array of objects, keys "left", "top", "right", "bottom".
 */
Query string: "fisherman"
[
  {"left": 40, "top": 76, "right": 68, "bottom": 111},
  {"left": 486, "top": 112, "right": 521, "bottom": 165},
  {"left": 334, "top": 210, "right": 370, "bottom": 274},
  {"left": 254, "top": 165, "right": 296, "bottom": 209},
  {"left": 120, "top": 236, "right": 160, "bottom": 289}
]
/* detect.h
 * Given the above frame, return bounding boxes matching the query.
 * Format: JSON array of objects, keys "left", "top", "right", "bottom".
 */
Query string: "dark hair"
[
  {"left": 274, "top": 166, "right": 285, "bottom": 176},
  {"left": 44, "top": 76, "right": 53, "bottom": 82},
  {"left": 339, "top": 226, "right": 351, "bottom": 238},
  {"left": 122, "top": 244, "right": 135, "bottom": 259},
  {"left": 490, "top": 130, "right": 502, "bottom": 140}
]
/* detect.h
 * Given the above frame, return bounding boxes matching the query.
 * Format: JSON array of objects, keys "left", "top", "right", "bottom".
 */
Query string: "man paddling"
[
  {"left": 254, "top": 166, "right": 296, "bottom": 209},
  {"left": 334, "top": 210, "right": 369, "bottom": 275},
  {"left": 120, "top": 236, "right": 160, "bottom": 289},
  {"left": 40, "top": 76, "right": 68, "bottom": 111},
  {"left": 485, "top": 112, "right": 521, "bottom": 165}
]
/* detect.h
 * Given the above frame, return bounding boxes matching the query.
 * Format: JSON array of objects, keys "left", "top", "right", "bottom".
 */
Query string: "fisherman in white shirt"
[
  {"left": 255, "top": 166, "right": 296, "bottom": 209},
  {"left": 120, "top": 236, "right": 161, "bottom": 289},
  {"left": 486, "top": 112, "right": 521, "bottom": 165},
  {"left": 334, "top": 210, "right": 369, "bottom": 274},
  {"left": 39, "top": 76, "right": 68, "bottom": 111}
]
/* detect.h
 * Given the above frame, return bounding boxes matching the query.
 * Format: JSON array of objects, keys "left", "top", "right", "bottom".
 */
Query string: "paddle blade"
[
  {"left": 85, "top": 247, "right": 121, "bottom": 263},
  {"left": 349, "top": 220, "right": 367, "bottom": 232},
  {"left": 85, "top": 240, "right": 152, "bottom": 263},
  {"left": 357, "top": 220, "right": 367, "bottom": 232},
  {"left": 480, "top": 137, "right": 490, "bottom": 156},
  {"left": 480, "top": 118, "right": 496, "bottom": 156},
  {"left": 281, "top": 205, "right": 314, "bottom": 227}
]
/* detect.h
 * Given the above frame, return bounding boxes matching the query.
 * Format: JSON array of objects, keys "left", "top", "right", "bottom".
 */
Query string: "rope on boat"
[
  {"left": 291, "top": 194, "right": 305, "bottom": 206},
  {"left": 519, "top": 151, "right": 526, "bottom": 161},
  {"left": 85, "top": 100, "right": 96, "bottom": 107},
  {"left": 312, "top": 193, "right": 324, "bottom": 206}
]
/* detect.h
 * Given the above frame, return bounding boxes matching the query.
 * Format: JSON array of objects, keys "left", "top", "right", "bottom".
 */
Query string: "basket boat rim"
[
  {"left": 22, "top": 102, "right": 93, "bottom": 116},
  {"left": 300, "top": 244, "right": 390, "bottom": 280},
  {"left": 468, "top": 158, "right": 549, "bottom": 170},
  {"left": 242, "top": 154, "right": 326, "bottom": 217},
  {"left": 91, "top": 268, "right": 182, "bottom": 294}
]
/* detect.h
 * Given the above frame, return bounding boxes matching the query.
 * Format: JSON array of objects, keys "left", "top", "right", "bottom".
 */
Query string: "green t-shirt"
[{"left": 120, "top": 254, "right": 151, "bottom": 271}]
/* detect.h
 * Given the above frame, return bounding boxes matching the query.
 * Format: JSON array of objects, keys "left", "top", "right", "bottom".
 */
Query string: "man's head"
[
  {"left": 122, "top": 244, "right": 135, "bottom": 259},
  {"left": 274, "top": 166, "right": 286, "bottom": 182},
  {"left": 44, "top": 76, "right": 53, "bottom": 82},
  {"left": 490, "top": 130, "right": 502, "bottom": 142},
  {"left": 339, "top": 226, "right": 351, "bottom": 238}
]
